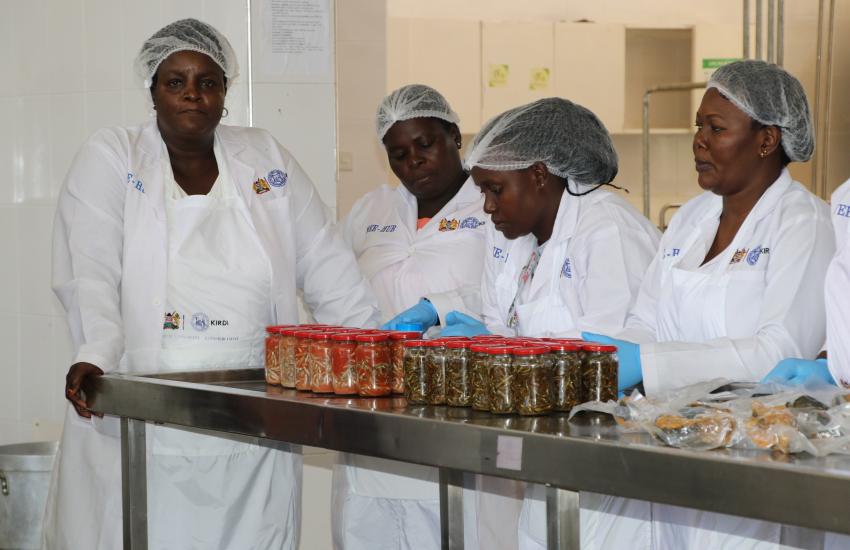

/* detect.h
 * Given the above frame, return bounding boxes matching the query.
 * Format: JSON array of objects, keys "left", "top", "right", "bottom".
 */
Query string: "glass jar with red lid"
[
  {"left": 388, "top": 331, "right": 422, "bottom": 394},
  {"left": 445, "top": 340, "right": 472, "bottom": 407},
  {"left": 581, "top": 344, "right": 618, "bottom": 403},
  {"left": 330, "top": 332, "right": 360, "bottom": 395},
  {"left": 309, "top": 332, "right": 334, "bottom": 393},
  {"left": 279, "top": 327, "right": 301, "bottom": 388},
  {"left": 264, "top": 326, "right": 287, "bottom": 385},
  {"left": 469, "top": 342, "right": 507, "bottom": 411},
  {"left": 424, "top": 340, "right": 449, "bottom": 405},
  {"left": 354, "top": 333, "right": 392, "bottom": 397},
  {"left": 402, "top": 339, "right": 429, "bottom": 404},
  {"left": 294, "top": 329, "right": 320, "bottom": 391},
  {"left": 487, "top": 345, "right": 519, "bottom": 414},
  {"left": 513, "top": 345, "right": 554, "bottom": 416},
  {"left": 546, "top": 341, "right": 583, "bottom": 411}
]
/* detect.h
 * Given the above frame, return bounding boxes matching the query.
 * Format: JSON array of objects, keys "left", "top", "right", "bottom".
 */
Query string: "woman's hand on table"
[{"left": 65, "top": 362, "right": 105, "bottom": 418}]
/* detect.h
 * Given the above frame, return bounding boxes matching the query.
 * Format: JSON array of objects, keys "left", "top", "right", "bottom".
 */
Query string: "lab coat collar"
[
  {"left": 693, "top": 167, "right": 793, "bottom": 227},
  {"left": 395, "top": 175, "right": 480, "bottom": 231}
]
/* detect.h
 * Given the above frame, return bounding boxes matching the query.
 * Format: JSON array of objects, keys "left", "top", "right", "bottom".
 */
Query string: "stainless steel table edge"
[{"left": 88, "top": 370, "right": 850, "bottom": 549}]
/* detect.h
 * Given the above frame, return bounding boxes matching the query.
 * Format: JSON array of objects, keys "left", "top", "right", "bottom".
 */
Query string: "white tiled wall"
[{"left": 0, "top": 0, "right": 253, "bottom": 448}]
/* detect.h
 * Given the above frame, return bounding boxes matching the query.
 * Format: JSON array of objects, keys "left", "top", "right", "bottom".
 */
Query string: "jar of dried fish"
[
  {"left": 424, "top": 340, "right": 448, "bottom": 405},
  {"left": 469, "top": 342, "right": 505, "bottom": 411},
  {"left": 402, "top": 339, "right": 429, "bottom": 404},
  {"left": 264, "top": 326, "right": 285, "bottom": 385},
  {"left": 355, "top": 333, "right": 392, "bottom": 397},
  {"left": 309, "top": 332, "right": 334, "bottom": 393},
  {"left": 487, "top": 346, "right": 518, "bottom": 414},
  {"left": 512, "top": 345, "right": 554, "bottom": 416},
  {"left": 388, "top": 331, "right": 422, "bottom": 394},
  {"left": 445, "top": 340, "right": 472, "bottom": 407},
  {"left": 294, "top": 329, "right": 320, "bottom": 391},
  {"left": 580, "top": 344, "right": 618, "bottom": 403},
  {"left": 330, "top": 332, "right": 359, "bottom": 395},
  {"left": 547, "top": 341, "right": 583, "bottom": 412},
  {"left": 279, "top": 327, "right": 300, "bottom": 388}
]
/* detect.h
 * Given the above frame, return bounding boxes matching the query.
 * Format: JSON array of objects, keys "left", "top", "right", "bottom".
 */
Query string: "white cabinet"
[
  {"left": 480, "top": 21, "right": 554, "bottom": 122},
  {"left": 387, "top": 17, "right": 482, "bottom": 134},
  {"left": 554, "top": 22, "right": 626, "bottom": 133}
]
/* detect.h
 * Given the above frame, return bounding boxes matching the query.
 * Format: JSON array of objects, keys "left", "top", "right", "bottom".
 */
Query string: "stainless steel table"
[{"left": 87, "top": 369, "right": 850, "bottom": 550}]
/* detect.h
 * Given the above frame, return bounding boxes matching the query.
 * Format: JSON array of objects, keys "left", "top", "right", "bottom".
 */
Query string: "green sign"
[{"left": 702, "top": 58, "right": 740, "bottom": 70}]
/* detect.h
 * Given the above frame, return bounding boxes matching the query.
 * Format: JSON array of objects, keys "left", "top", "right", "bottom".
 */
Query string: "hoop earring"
[{"left": 222, "top": 107, "right": 229, "bottom": 118}]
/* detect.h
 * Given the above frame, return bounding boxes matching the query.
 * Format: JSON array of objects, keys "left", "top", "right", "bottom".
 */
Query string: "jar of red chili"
[
  {"left": 388, "top": 331, "right": 422, "bottom": 394},
  {"left": 294, "top": 329, "right": 320, "bottom": 391},
  {"left": 279, "top": 327, "right": 300, "bottom": 388},
  {"left": 354, "top": 333, "right": 392, "bottom": 397},
  {"left": 309, "top": 332, "right": 334, "bottom": 393},
  {"left": 264, "top": 326, "right": 286, "bottom": 385},
  {"left": 330, "top": 332, "right": 360, "bottom": 395}
]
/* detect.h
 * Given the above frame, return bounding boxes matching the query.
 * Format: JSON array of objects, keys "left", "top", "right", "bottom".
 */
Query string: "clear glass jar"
[
  {"left": 355, "top": 333, "right": 392, "bottom": 397},
  {"left": 264, "top": 326, "right": 284, "bottom": 385},
  {"left": 424, "top": 340, "right": 449, "bottom": 405},
  {"left": 547, "top": 341, "right": 583, "bottom": 412},
  {"left": 279, "top": 327, "right": 299, "bottom": 388},
  {"left": 294, "top": 329, "right": 319, "bottom": 391},
  {"left": 310, "top": 332, "right": 334, "bottom": 393},
  {"left": 445, "top": 340, "right": 472, "bottom": 407},
  {"left": 402, "top": 339, "right": 429, "bottom": 405},
  {"left": 487, "top": 346, "right": 518, "bottom": 414},
  {"left": 469, "top": 342, "right": 505, "bottom": 411},
  {"left": 513, "top": 345, "right": 554, "bottom": 416},
  {"left": 581, "top": 344, "right": 618, "bottom": 402},
  {"left": 388, "top": 331, "right": 422, "bottom": 394},
  {"left": 331, "top": 332, "right": 359, "bottom": 395}
]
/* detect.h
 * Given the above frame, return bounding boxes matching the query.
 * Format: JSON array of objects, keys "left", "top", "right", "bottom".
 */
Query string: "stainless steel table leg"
[
  {"left": 121, "top": 418, "right": 148, "bottom": 550},
  {"left": 546, "top": 486, "right": 579, "bottom": 550},
  {"left": 439, "top": 468, "right": 465, "bottom": 550}
]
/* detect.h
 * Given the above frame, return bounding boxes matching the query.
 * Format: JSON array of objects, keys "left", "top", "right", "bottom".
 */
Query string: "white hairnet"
[
  {"left": 134, "top": 19, "right": 239, "bottom": 89},
  {"left": 707, "top": 60, "right": 813, "bottom": 162},
  {"left": 464, "top": 98, "right": 618, "bottom": 185},
  {"left": 376, "top": 84, "right": 460, "bottom": 141}
]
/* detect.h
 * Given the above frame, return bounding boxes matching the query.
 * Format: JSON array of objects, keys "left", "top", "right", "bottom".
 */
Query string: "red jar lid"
[
  {"left": 310, "top": 332, "right": 333, "bottom": 341},
  {"left": 330, "top": 332, "right": 361, "bottom": 341},
  {"left": 280, "top": 327, "right": 303, "bottom": 337},
  {"left": 293, "top": 329, "right": 321, "bottom": 338},
  {"left": 582, "top": 344, "right": 618, "bottom": 353},
  {"left": 512, "top": 345, "right": 551, "bottom": 355},
  {"left": 422, "top": 339, "right": 447, "bottom": 347},
  {"left": 470, "top": 343, "right": 506, "bottom": 353},
  {"left": 266, "top": 324, "right": 294, "bottom": 334},
  {"left": 402, "top": 339, "right": 429, "bottom": 347},
  {"left": 389, "top": 331, "right": 423, "bottom": 340},
  {"left": 354, "top": 333, "right": 390, "bottom": 343},
  {"left": 445, "top": 340, "right": 471, "bottom": 349},
  {"left": 546, "top": 341, "right": 582, "bottom": 351},
  {"left": 484, "top": 345, "right": 518, "bottom": 355}
]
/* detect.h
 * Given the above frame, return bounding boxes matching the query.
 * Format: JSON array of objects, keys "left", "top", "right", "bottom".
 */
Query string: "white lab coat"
[
  {"left": 334, "top": 179, "right": 488, "bottom": 550},
  {"left": 599, "top": 169, "right": 835, "bottom": 550},
  {"left": 43, "top": 120, "right": 381, "bottom": 550},
  {"left": 825, "top": 179, "right": 850, "bottom": 386},
  {"left": 341, "top": 178, "right": 486, "bottom": 322},
  {"left": 480, "top": 187, "right": 661, "bottom": 550}
]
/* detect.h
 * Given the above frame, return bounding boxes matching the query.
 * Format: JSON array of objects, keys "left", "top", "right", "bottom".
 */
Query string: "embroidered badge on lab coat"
[
  {"left": 163, "top": 311, "right": 182, "bottom": 330},
  {"left": 439, "top": 218, "right": 459, "bottom": 231},
  {"left": 268, "top": 169, "right": 288, "bottom": 188},
  {"left": 252, "top": 178, "right": 271, "bottom": 194},
  {"left": 730, "top": 247, "right": 749, "bottom": 264}
]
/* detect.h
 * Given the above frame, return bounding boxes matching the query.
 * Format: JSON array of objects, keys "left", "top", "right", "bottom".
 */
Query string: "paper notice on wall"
[
  {"left": 258, "top": 0, "right": 332, "bottom": 79},
  {"left": 488, "top": 64, "right": 510, "bottom": 88},
  {"left": 529, "top": 67, "right": 550, "bottom": 91}
]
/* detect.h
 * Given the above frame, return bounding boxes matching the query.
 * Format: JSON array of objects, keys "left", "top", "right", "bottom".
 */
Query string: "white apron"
[{"left": 43, "top": 142, "right": 303, "bottom": 550}]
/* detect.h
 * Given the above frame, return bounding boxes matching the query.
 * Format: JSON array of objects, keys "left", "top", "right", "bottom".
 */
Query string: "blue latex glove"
[
  {"left": 761, "top": 358, "right": 835, "bottom": 386},
  {"left": 439, "top": 311, "right": 490, "bottom": 337},
  {"left": 381, "top": 299, "right": 439, "bottom": 330},
  {"left": 581, "top": 332, "right": 642, "bottom": 392}
]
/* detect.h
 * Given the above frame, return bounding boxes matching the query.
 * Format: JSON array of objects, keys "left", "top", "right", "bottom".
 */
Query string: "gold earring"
[{"left": 759, "top": 149, "right": 766, "bottom": 158}]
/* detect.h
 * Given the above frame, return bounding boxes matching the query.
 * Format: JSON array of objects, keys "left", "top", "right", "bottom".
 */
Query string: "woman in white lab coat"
[
  {"left": 44, "top": 19, "right": 380, "bottom": 550},
  {"left": 443, "top": 97, "right": 661, "bottom": 549},
  {"left": 583, "top": 60, "right": 835, "bottom": 550},
  {"left": 333, "top": 85, "right": 489, "bottom": 550}
]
